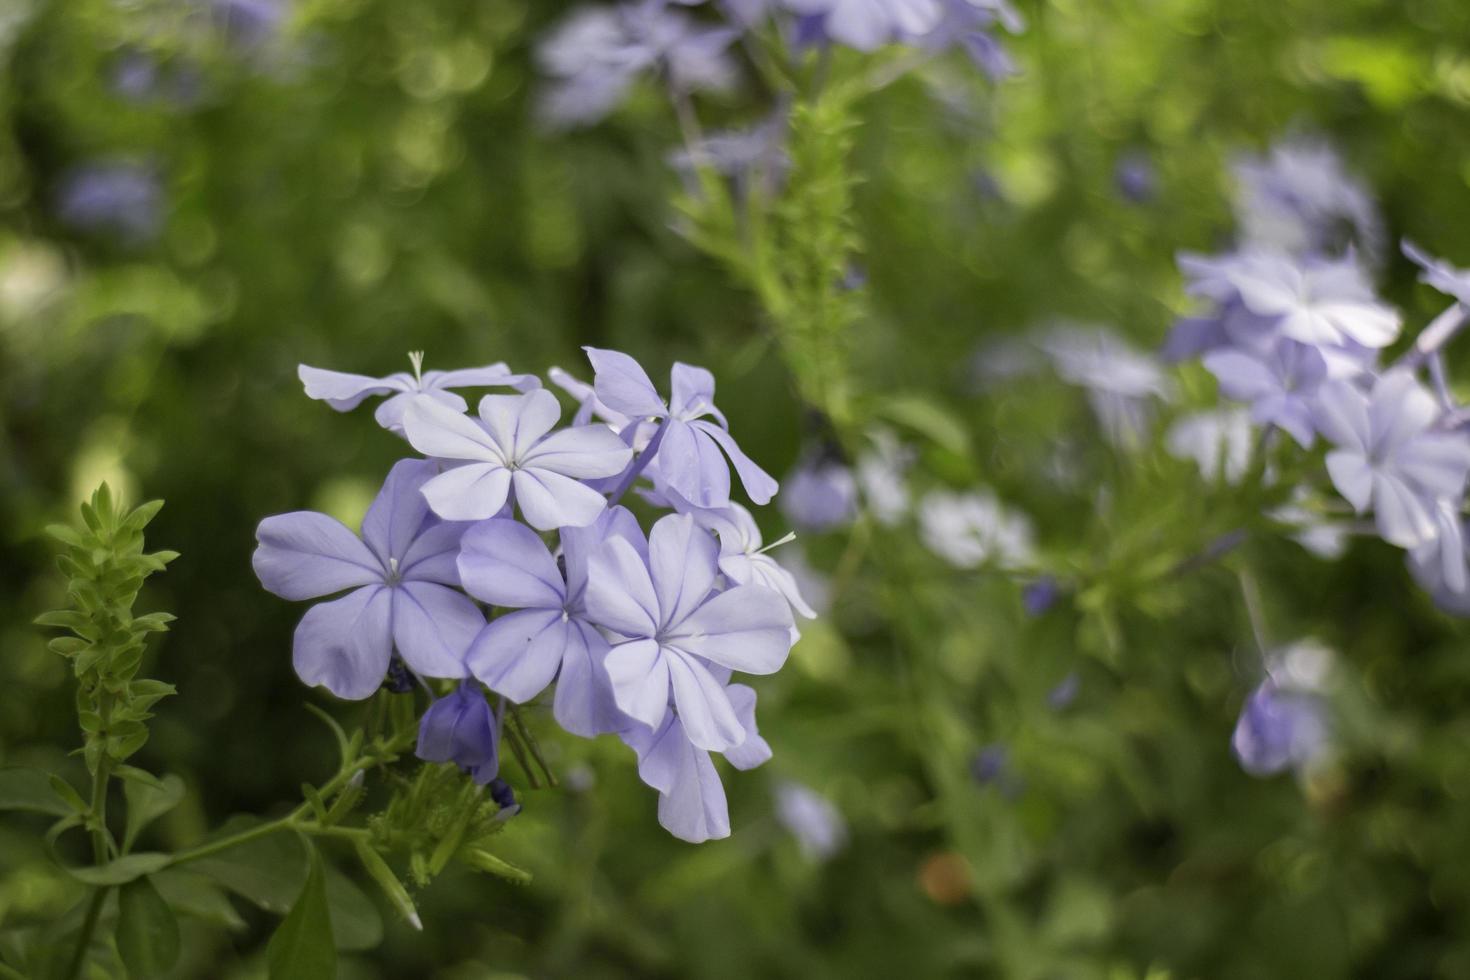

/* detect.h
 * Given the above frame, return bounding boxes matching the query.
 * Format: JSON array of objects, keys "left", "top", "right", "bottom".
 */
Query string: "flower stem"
[
  {"left": 606, "top": 418, "right": 670, "bottom": 507},
  {"left": 64, "top": 756, "right": 115, "bottom": 980}
]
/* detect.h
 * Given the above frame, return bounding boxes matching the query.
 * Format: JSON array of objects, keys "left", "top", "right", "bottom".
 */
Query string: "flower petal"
[
  {"left": 360, "top": 458, "right": 437, "bottom": 565},
  {"left": 254, "top": 511, "right": 381, "bottom": 601},
  {"left": 623, "top": 715, "right": 730, "bottom": 843},
  {"left": 553, "top": 621, "right": 625, "bottom": 738},
  {"left": 420, "top": 463, "right": 513, "bottom": 521},
  {"left": 466, "top": 608, "right": 566, "bottom": 702},
  {"left": 1325, "top": 450, "right": 1374, "bottom": 512},
  {"left": 1373, "top": 474, "right": 1439, "bottom": 549},
  {"left": 658, "top": 419, "right": 732, "bottom": 509},
  {"left": 513, "top": 467, "right": 609, "bottom": 530},
  {"left": 667, "top": 652, "right": 745, "bottom": 752},
  {"left": 298, "top": 365, "right": 409, "bottom": 410},
  {"left": 403, "top": 397, "right": 504, "bottom": 463},
  {"left": 721, "top": 683, "right": 771, "bottom": 770},
  {"left": 584, "top": 347, "right": 667, "bottom": 418},
  {"left": 605, "top": 638, "right": 671, "bottom": 730},
  {"left": 476, "top": 389, "right": 562, "bottom": 459},
  {"left": 521, "top": 424, "right": 634, "bottom": 479},
  {"left": 674, "top": 584, "right": 794, "bottom": 674},
  {"left": 398, "top": 521, "right": 470, "bottom": 587},
  {"left": 585, "top": 537, "right": 660, "bottom": 637},
  {"left": 457, "top": 518, "right": 564, "bottom": 608},
  {"left": 694, "top": 421, "right": 779, "bottom": 505},
  {"left": 669, "top": 362, "right": 721, "bottom": 422},
  {"left": 647, "top": 513, "right": 720, "bottom": 629},
  {"left": 1313, "top": 381, "right": 1371, "bottom": 453},
  {"left": 293, "top": 586, "right": 393, "bottom": 700},
  {"left": 391, "top": 582, "right": 481, "bottom": 678}
]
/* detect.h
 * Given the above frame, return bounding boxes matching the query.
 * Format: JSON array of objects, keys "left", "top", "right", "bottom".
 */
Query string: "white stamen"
[
  {"left": 758, "top": 531, "right": 797, "bottom": 554},
  {"left": 407, "top": 350, "right": 426, "bottom": 383},
  {"left": 388, "top": 556, "right": 400, "bottom": 576}
]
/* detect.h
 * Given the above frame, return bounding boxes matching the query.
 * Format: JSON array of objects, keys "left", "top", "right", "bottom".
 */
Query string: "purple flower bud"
[
  {"left": 1046, "top": 672, "right": 1080, "bottom": 711},
  {"left": 416, "top": 681, "right": 501, "bottom": 785},
  {"left": 488, "top": 777, "right": 517, "bottom": 811},
  {"left": 56, "top": 161, "right": 163, "bottom": 243},
  {"left": 383, "top": 655, "right": 414, "bottom": 694},
  {"left": 1231, "top": 680, "right": 1327, "bottom": 778},
  {"left": 780, "top": 449, "right": 858, "bottom": 532},
  {"left": 1022, "top": 576, "right": 1061, "bottom": 616},
  {"left": 970, "top": 743, "right": 1008, "bottom": 784},
  {"left": 774, "top": 780, "right": 847, "bottom": 861},
  {"left": 1114, "top": 151, "right": 1157, "bottom": 204}
]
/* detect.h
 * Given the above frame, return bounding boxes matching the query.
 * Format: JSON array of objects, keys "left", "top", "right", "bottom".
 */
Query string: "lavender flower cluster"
[
  {"left": 252, "top": 349, "right": 815, "bottom": 842},
  {"left": 536, "top": 0, "right": 1025, "bottom": 129}
]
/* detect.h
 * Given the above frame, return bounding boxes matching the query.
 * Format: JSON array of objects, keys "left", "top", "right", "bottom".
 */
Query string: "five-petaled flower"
[{"left": 252, "top": 459, "right": 484, "bottom": 700}]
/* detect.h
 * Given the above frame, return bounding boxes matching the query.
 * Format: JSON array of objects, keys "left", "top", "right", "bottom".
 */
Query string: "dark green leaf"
[
  {"left": 324, "top": 864, "right": 384, "bottom": 952},
  {"left": 267, "top": 847, "right": 337, "bottom": 980},
  {"left": 0, "top": 767, "right": 76, "bottom": 817},
  {"left": 117, "top": 876, "right": 181, "bottom": 978},
  {"left": 64, "top": 852, "right": 171, "bottom": 886},
  {"left": 191, "top": 817, "right": 309, "bottom": 913},
  {"left": 152, "top": 869, "right": 246, "bottom": 931},
  {"left": 123, "top": 774, "right": 185, "bottom": 852}
]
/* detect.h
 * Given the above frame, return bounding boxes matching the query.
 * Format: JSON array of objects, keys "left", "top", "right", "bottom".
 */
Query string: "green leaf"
[
  {"left": 151, "top": 868, "right": 247, "bottom": 931},
  {"left": 267, "top": 847, "right": 337, "bottom": 980},
  {"left": 46, "top": 774, "right": 88, "bottom": 815},
  {"left": 123, "top": 774, "right": 185, "bottom": 853},
  {"left": 117, "top": 876, "right": 181, "bottom": 978},
  {"left": 191, "top": 817, "right": 309, "bottom": 914},
  {"left": 121, "top": 499, "right": 165, "bottom": 532},
  {"left": 0, "top": 767, "right": 77, "bottom": 816},
  {"left": 64, "top": 852, "right": 171, "bottom": 886},
  {"left": 353, "top": 840, "right": 421, "bottom": 931},
  {"left": 874, "top": 395, "right": 972, "bottom": 457},
  {"left": 323, "top": 864, "right": 384, "bottom": 952},
  {"left": 459, "top": 847, "right": 532, "bottom": 885}
]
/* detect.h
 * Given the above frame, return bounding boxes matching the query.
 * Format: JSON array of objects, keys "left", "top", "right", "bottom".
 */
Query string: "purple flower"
[
  {"left": 401, "top": 388, "right": 633, "bottom": 528},
  {"left": 211, "top": 0, "right": 288, "bottom": 50},
  {"left": 668, "top": 114, "right": 791, "bottom": 194},
  {"left": 585, "top": 513, "right": 794, "bottom": 751},
  {"left": 692, "top": 502, "right": 818, "bottom": 622},
  {"left": 1231, "top": 679, "right": 1328, "bottom": 778},
  {"left": 1046, "top": 672, "right": 1080, "bottom": 711},
  {"left": 779, "top": 450, "right": 857, "bottom": 532},
  {"left": 1232, "top": 138, "right": 1383, "bottom": 264},
  {"left": 1115, "top": 150, "right": 1157, "bottom": 203},
  {"left": 781, "top": 0, "right": 943, "bottom": 51},
  {"left": 537, "top": 1, "right": 737, "bottom": 128},
  {"left": 918, "top": 489, "right": 1034, "bottom": 569},
  {"left": 1039, "top": 324, "right": 1172, "bottom": 446},
  {"left": 855, "top": 429, "right": 911, "bottom": 526},
  {"left": 970, "top": 743, "right": 1009, "bottom": 784},
  {"left": 1403, "top": 240, "right": 1470, "bottom": 307},
  {"left": 416, "top": 681, "right": 501, "bottom": 785},
  {"left": 299, "top": 352, "right": 540, "bottom": 433},
  {"left": 774, "top": 781, "right": 847, "bottom": 861},
  {"left": 253, "top": 459, "right": 484, "bottom": 700},
  {"left": 920, "top": 0, "right": 1024, "bottom": 79},
  {"left": 584, "top": 347, "right": 778, "bottom": 508},
  {"left": 1314, "top": 370, "right": 1470, "bottom": 548},
  {"left": 621, "top": 682, "right": 770, "bottom": 842},
  {"left": 1204, "top": 338, "right": 1327, "bottom": 447},
  {"left": 1223, "top": 251, "right": 1401, "bottom": 351},
  {"left": 459, "top": 514, "right": 630, "bottom": 738},
  {"left": 56, "top": 161, "right": 163, "bottom": 242},
  {"left": 1166, "top": 409, "right": 1253, "bottom": 485},
  {"left": 1022, "top": 576, "right": 1061, "bottom": 616}
]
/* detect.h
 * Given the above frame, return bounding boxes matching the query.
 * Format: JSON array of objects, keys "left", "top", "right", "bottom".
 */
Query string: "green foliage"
[
  {"left": 35, "top": 485, "right": 177, "bottom": 774},
  {"left": 266, "top": 847, "right": 337, "bottom": 980},
  {"left": 115, "top": 876, "right": 181, "bottom": 978}
]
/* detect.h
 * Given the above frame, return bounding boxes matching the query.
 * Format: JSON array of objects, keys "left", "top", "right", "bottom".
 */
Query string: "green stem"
[
  {"left": 65, "top": 754, "right": 114, "bottom": 980},
  {"left": 62, "top": 886, "right": 107, "bottom": 980}
]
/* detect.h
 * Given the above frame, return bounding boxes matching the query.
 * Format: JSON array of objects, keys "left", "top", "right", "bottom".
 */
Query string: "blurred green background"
[{"left": 5, "top": 0, "right": 1470, "bottom": 976}]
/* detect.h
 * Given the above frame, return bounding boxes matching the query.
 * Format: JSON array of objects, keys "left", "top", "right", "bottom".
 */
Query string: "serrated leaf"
[
  {"left": 123, "top": 774, "right": 185, "bottom": 853},
  {"left": 0, "top": 767, "right": 77, "bottom": 816},
  {"left": 117, "top": 876, "right": 181, "bottom": 977},
  {"left": 267, "top": 848, "right": 337, "bottom": 980}
]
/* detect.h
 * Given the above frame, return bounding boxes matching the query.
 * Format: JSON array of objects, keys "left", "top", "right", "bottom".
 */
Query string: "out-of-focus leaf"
[
  {"left": 117, "top": 875, "right": 181, "bottom": 977},
  {"left": 123, "top": 773, "right": 185, "bottom": 852},
  {"left": 267, "top": 848, "right": 336, "bottom": 980}
]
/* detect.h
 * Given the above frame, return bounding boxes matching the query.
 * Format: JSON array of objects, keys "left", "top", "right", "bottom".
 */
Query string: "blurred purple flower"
[
  {"left": 780, "top": 450, "right": 858, "bottom": 532},
  {"left": 1224, "top": 251, "right": 1401, "bottom": 351},
  {"left": 775, "top": 780, "right": 847, "bottom": 860},
  {"left": 537, "top": 1, "right": 738, "bottom": 128},
  {"left": 1046, "top": 672, "right": 1080, "bottom": 711},
  {"left": 918, "top": 489, "right": 1034, "bottom": 570},
  {"left": 921, "top": 0, "right": 1023, "bottom": 78},
  {"left": 1315, "top": 371, "right": 1470, "bottom": 549},
  {"left": 1231, "top": 679, "right": 1328, "bottom": 778},
  {"left": 1232, "top": 138, "right": 1384, "bottom": 264},
  {"left": 1022, "top": 576, "right": 1061, "bottom": 616},
  {"left": 1040, "top": 324, "right": 1173, "bottom": 446},
  {"left": 586, "top": 513, "right": 794, "bottom": 751},
  {"left": 781, "top": 0, "right": 942, "bottom": 51},
  {"left": 1403, "top": 240, "right": 1470, "bottom": 307},
  {"left": 1166, "top": 409, "right": 1253, "bottom": 484},
  {"left": 252, "top": 459, "right": 484, "bottom": 699},
  {"left": 416, "top": 681, "right": 501, "bottom": 785},
  {"left": 855, "top": 429, "right": 911, "bottom": 526},
  {"left": 211, "top": 0, "right": 288, "bottom": 50},
  {"left": 1115, "top": 150, "right": 1157, "bottom": 203},
  {"left": 56, "top": 161, "right": 163, "bottom": 242},
  {"left": 669, "top": 114, "right": 790, "bottom": 194},
  {"left": 299, "top": 352, "right": 540, "bottom": 433},
  {"left": 402, "top": 389, "right": 632, "bottom": 528},
  {"left": 1204, "top": 338, "right": 1327, "bottom": 448}
]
